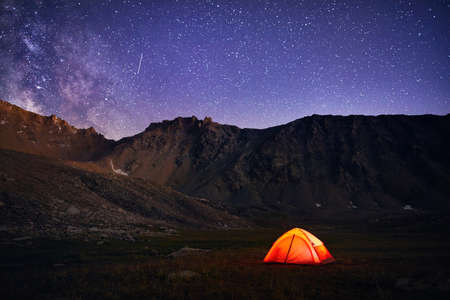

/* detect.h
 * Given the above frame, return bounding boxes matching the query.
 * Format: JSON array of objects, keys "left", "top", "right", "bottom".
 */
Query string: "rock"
[
  {"left": 13, "top": 236, "right": 32, "bottom": 241},
  {"left": 66, "top": 226, "right": 82, "bottom": 233},
  {"left": 66, "top": 205, "right": 80, "bottom": 215},
  {"left": 161, "top": 227, "right": 177, "bottom": 234},
  {"left": 53, "top": 263, "right": 65, "bottom": 267},
  {"left": 395, "top": 278, "right": 410, "bottom": 289},
  {"left": 168, "top": 247, "right": 210, "bottom": 258},
  {"left": 168, "top": 270, "right": 200, "bottom": 281},
  {"left": 125, "top": 234, "right": 135, "bottom": 242}
]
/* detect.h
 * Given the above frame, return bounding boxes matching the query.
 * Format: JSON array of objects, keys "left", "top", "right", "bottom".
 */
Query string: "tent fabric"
[{"left": 263, "top": 228, "right": 335, "bottom": 264}]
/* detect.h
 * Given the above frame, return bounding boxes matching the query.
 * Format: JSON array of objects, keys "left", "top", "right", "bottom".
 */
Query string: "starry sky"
[{"left": 1, "top": 0, "right": 449, "bottom": 140}]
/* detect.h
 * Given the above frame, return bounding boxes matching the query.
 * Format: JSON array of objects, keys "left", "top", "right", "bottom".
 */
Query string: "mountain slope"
[
  {"left": 0, "top": 149, "right": 243, "bottom": 238},
  {"left": 1, "top": 99, "right": 449, "bottom": 222},
  {"left": 105, "top": 114, "right": 450, "bottom": 216},
  {"left": 0, "top": 100, "right": 113, "bottom": 161}
]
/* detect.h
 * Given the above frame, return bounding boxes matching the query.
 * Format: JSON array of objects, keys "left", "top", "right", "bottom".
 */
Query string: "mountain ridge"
[
  {"left": 1, "top": 99, "right": 450, "bottom": 224},
  {"left": 103, "top": 111, "right": 450, "bottom": 217},
  {"left": 0, "top": 99, "right": 114, "bottom": 161},
  {"left": 0, "top": 100, "right": 246, "bottom": 237}
]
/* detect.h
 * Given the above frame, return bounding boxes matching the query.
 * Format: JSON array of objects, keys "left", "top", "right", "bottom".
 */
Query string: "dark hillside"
[
  {"left": 0, "top": 149, "right": 243, "bottom": 239},
  {"left": 105, "top": 114, "right": 450, "bottom": 217}
]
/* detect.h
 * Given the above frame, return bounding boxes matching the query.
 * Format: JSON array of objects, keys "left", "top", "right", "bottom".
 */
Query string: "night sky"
[{"left": 1, "top": 1, "right": 449, "bottom": 140}]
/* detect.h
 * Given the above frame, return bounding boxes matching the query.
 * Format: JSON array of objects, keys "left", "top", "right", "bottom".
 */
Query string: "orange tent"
[{"left": 264, "top": 228, "right": 335, "bottom": 264}]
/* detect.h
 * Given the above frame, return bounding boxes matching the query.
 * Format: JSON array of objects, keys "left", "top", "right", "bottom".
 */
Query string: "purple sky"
[{"left": 1, "top": 0, "right": 449, "bottom": 139}]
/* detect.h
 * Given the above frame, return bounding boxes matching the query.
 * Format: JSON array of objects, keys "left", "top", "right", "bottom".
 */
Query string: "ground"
[{"left": 1, "top": 223, "right": 449, "bottom": 300}]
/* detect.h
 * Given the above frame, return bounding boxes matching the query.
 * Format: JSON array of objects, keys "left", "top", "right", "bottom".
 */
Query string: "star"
[{"left": 0, "top": 0, "right": 448, "bottom": 140}]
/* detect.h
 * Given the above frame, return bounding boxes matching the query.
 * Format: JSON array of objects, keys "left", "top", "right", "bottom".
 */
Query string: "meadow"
[{"left": 1, "top": 222, "right": 449, "bottom": 300}]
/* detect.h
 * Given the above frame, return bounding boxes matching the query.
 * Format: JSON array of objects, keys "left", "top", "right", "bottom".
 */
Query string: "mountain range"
[{"left": 1, "top": 99, "right": 449, "bottom": 237}]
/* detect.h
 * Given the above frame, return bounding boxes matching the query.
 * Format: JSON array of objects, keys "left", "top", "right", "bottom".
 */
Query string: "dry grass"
[{"left": 1, "top": 225, "right": 449, "bottom": 299}]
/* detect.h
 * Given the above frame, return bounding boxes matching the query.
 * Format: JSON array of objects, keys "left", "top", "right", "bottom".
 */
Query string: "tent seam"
[{"left": 284, "top": 234, "right": 295, "bottom": 264}]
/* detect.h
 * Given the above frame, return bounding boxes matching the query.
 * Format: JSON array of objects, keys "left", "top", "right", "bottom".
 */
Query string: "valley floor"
[{"left": 1, "top": 224, "right": 449, "bottom": 300}]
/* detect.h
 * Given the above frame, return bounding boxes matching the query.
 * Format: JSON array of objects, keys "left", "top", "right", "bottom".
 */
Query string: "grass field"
[{"left": 1, "top": 223, "right": 449, "bottom": 299}]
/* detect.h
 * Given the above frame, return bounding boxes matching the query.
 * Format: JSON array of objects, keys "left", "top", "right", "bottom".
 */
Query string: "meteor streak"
[{"left": 136, "top": 53, "right": 143, "bottom": 75}]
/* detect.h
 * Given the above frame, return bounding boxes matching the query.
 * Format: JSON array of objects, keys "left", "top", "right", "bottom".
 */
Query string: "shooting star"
[{"left": 136, "top": 53, "right": 143, "bottom": 75}]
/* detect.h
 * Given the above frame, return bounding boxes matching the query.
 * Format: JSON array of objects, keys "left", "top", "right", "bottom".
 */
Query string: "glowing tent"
[{"left": 263, "top": 228, "right": 335, "bottom": 264}]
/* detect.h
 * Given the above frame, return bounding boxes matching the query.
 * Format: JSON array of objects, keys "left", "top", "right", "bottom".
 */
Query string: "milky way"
[{"left": 0, "top": 0, "right": 449, "bottom": 140}]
